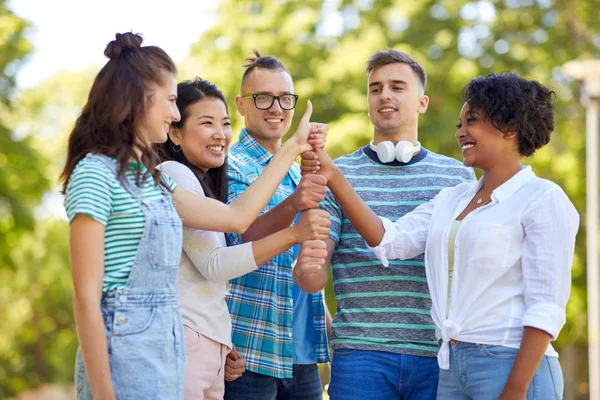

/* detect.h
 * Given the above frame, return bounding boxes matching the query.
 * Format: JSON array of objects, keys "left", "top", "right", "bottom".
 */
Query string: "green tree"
[{"left": 184, "top": 0, "right": 597, "bottom": 397}]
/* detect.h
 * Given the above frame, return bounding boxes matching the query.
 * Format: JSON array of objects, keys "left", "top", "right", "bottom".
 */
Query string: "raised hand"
[
  {"left": 308, "top": 122, "right": 328, "bottom": 149},
  {"left": 295, "top": 240, "right": 328, "bottom": 276},
  {"left": 289, "top": 174, "right": 327, "bottom": 212},
  {"left": 292, "top": 209, "right": 331, "bottom": 242},
  {"left": 289, "top": 101, "right": 328, "bottom": 153},
  {"left": 301, "top": 147, "right": 335, "bottom": 180}
]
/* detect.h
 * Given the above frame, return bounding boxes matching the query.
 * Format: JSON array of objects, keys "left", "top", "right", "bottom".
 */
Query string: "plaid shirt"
[{"left": 226, "top": 128, "right": 329, "bottom": 378}]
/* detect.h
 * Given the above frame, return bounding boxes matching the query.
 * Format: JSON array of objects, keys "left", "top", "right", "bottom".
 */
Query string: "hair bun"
[{"left": 104, "top": 32, "right": 144, "bottom": 59}]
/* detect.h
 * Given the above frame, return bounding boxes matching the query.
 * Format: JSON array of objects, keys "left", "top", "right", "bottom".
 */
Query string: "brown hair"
[
  {"left": 241, "top": 49, "right": 290, "bottom": 88},
  {"left": 60, "top": 32, "right": 177, "bottom": 193},
  {"left": 366, "top": 49, "right": 427, "bottom": 91}
]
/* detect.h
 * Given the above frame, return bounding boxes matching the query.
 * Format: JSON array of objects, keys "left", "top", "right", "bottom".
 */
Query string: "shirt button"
[
  {"left": 142, "top": 199, "right": 149, "bottom": 205},
  {"left": 119, "top": 295, "right": 128, "bottom": 303},
  {"left": 288, "top": 333, "right": 292, "bottom": 338},
  {"left": 289, "top": 299, "right": 293, "bottom": 305},
  {"left": 117, "top": 316, "right": 127, "bottom": 325}
]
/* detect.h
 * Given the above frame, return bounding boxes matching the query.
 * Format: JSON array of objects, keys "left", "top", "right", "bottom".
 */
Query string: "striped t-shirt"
[
  {"left": 65, "top": 154, "right": 177, "bottom": 292},
  {"left": 320, "top": 146, "right": 475, "bottom": 357}
]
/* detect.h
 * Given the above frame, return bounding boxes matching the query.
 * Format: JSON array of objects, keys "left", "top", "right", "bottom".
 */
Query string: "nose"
[
  {"left": 172, "top": 104, "right": 181, "bottom": 123},
  {"left": 380, "top": 85, "right": 392, "bottom": 101},
  {"left": 455, "top": 124, "right": 466, "bottom": 140},
  {"left": 268, "top": 97, "right": 282, "bottom": 112},
  {"left": 213, "top": 125, "right": 226, "bottom": 140}
]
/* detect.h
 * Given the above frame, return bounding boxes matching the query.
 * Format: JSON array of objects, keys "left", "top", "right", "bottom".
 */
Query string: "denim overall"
[{"left": 75, "top": 154, "right": 184, "bottom": 399}]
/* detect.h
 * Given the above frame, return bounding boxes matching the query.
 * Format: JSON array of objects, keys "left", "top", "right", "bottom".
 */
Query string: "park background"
[{"left": 0, "top": 0, "right": 598, "bottom": 398}]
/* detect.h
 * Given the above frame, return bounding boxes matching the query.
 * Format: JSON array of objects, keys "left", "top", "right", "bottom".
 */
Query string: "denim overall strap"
[{"left": 75, "top": 153, "right": 185, "bottom": 400}]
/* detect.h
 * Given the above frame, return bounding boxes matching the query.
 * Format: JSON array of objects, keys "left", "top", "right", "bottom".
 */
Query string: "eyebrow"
[
  {"left": 254, "top": 91, "right": 294, "bottom": 95},
  {"left": 197, "top": 115, "right": 231, "bottom": 120},
  {"left": 369, "top": 79, "right": 408, "bottom": 88}
]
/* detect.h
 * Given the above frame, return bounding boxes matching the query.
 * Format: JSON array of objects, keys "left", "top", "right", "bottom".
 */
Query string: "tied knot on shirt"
[{"left": 438, "top": 319, "right": 461, "bottom": 370}]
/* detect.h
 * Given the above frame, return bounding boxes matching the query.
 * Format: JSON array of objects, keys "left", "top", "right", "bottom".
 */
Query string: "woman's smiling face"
[{"left": 170, "top": 97, "right": 232, "bottom": 173}]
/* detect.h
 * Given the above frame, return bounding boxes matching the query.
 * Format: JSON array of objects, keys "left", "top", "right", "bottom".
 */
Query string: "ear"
[
  {"left": 504, "top": 131, "right": 518, "bottom": 140},
  {"left": 169, "top": 126, "right": 183, "bottom": 145},
  {"left": 417, "top": 95, "right": 429, "bottom": 114},
  {"left": 235, "top": 96, "right": 245, "bottom": 117}
]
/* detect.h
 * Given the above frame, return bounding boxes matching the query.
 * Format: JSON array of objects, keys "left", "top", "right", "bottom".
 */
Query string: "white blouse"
[{"left": 369, "top": 166, "right": 579, "bottom": 369}]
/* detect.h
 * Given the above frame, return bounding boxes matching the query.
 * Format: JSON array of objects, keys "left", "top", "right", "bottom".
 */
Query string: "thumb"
[{"left": 297, "top": 100, "right": 313, "bottom": 132}]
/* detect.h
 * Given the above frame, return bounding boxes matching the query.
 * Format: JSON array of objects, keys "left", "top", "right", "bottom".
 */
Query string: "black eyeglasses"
[{"left": 240, "top": 93, "right": 299, "bottom": 110}]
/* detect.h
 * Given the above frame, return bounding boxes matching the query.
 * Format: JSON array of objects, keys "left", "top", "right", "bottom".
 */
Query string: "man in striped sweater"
[{"left": 295, "top": 49, "right": 475, "bottom": 399}]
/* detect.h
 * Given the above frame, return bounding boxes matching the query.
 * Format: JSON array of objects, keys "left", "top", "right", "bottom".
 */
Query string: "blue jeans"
[
  {"left": 224, "top": 364, "right": 322, "bottom": 400},
  {"left": 438, "top": 341, "right": 564, "bottom": 399},
  {"left": 328, "top": 349, "right": 438, "bottom": 400}
]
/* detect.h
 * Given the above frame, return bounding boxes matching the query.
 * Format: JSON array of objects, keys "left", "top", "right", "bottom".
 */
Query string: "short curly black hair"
[{"left": 463, "top": 72, "right": 556, "bottom": 157}]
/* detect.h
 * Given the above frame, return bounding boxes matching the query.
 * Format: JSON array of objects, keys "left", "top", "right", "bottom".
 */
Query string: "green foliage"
[
  {"left": 0, "top": 1, "right": 49, "bottom": 271},
  {"left": 1, "top": 0, "right": 598, "bottom": 397}
]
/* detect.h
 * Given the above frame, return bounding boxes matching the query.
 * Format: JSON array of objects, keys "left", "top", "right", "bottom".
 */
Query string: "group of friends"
[{"left": 60, "top": 32, "right": 579, "bottom": 400}]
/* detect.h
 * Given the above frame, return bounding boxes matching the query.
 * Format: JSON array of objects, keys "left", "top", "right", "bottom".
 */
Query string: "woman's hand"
[
  {"left": 301, "top": 148, "right": 335, "bottom": 181},
  {"left": 292, "top": 209, "right": 331, "bottom": 243}
]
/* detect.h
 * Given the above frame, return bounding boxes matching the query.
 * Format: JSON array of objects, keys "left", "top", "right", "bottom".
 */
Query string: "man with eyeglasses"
[{"left": 223, "top": 50, "right": 330, "bottom": 400}]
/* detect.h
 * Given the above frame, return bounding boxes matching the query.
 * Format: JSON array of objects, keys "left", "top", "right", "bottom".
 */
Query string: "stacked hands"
[{"left": 225, "top": 103, "right": 330, "bottom": 381}]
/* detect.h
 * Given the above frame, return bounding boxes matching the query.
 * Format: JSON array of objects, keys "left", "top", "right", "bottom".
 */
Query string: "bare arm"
[
  {"left": 293, "top": 237, "right": 335, "bottom": 294},
  {"left": 498, "top": 327, "right": 552, "bottom": 399},
  {"left": 302, "top": 148, "right": 384, "bottom": 247},
  {"left": 196, "top": 210, "right": 331, "bottom": 281},
  {"left": 173, "top": 102, "right": 321, "bottom": 234},
  {"left": 70, "top": 215, "right": 115, "bottom": 400},
  {"left": 252, "top": 209, "right": 330, "bottom": 266},
  {"left": 241, "top": 174, "right": 326, "bottom": 242}
]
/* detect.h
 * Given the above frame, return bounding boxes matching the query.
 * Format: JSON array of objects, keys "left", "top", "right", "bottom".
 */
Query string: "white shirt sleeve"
[
  {"left": 159, "top": 161, "right": 258, "bottom": 282},
  {"left": 520, "top": 188, "right": 579, "bottom": 339},
  {"left": 368, "top": 197, "right": 436, "bottom": 267}
]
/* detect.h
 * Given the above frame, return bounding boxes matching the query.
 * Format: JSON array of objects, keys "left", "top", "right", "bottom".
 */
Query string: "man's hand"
[
  {"left": 225, "top": 346, "right": 246, "bottom": 382},
  {"left": 294, "top": 239, "right": 328, "bottom": 276},
  {"left": 289, "top": 174, "right": 327, "bottom": 212},
  {"left": 292, "top": 210, "right": 331, "bottom": 243}
]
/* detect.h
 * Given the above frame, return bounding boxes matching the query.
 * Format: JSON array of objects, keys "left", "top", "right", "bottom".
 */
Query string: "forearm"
[
  {"left": 252, "top": 226, "right": 298, "bottom": 266},
  {"left": 293, "top": 238, "right": 334, "bottom": 294},
  {"left": 74, "top": 297, "right": 115, "bottom": 399},
  {"left": 293, "top": 264, "right": 329, "bottom": 294},
  {"left": 242, "top": 198, "right": 297, "bottom": 242},
  {"left": 228, "top": 141, "right": 299, "bottom": 232},
  {"left": 502, "top": 327, "right": 552, "bottom": 396},
  {"left": 328, "top": 167, "right": 384, "bottom": 247},
  {"left": 176, "top": 141, "right": 299, "bottom": 234}
]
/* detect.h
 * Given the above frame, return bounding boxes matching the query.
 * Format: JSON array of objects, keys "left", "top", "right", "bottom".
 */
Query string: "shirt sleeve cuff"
[
  {"left": 365, "top": 216, "right": 397, "bottom": 268},
  {"left": 521, "top": 302, "right": 566, "bottom": 340}
]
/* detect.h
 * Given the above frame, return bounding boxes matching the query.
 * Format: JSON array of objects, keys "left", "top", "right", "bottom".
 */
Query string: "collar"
[
  {"left": 238, "top": 128, "right": 274, "bottom": 166},
  {"left": 362, "top": 144, "right": 428, "bottom": 166},
  {"left": 468, "top": 166, "right": 536, "bottom": 203}
]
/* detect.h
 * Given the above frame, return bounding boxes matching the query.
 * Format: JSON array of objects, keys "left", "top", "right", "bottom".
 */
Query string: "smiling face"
[
  {"left": 137, "top": 71, "right": 180, "bottom": 144},
  {"left": 235, "top": 68, "right": 295, "bottom": 149},
  {"left": 367, "top": 63, "right": 428, "bottom": 141},
  {"left": 455, "top": 102, "right": 518, "bottom": 170},
  {"left": 169, "top": 97, "right": 232, "bottom": 173}
]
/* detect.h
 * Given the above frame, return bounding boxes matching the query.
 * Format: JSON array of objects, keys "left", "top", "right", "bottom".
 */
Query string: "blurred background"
[{"left": 0, "top": 0, "right": 598, "bottom": 398}]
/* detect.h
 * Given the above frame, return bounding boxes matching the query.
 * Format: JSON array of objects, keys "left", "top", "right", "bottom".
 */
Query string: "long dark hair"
[
  {"left": 59, "top": 32, "right": 177, "bottom": 193},
  {"left": 156, "top": 77, "right": 229, "bottom": 203}
]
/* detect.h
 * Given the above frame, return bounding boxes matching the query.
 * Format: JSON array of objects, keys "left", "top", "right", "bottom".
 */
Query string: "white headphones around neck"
[{"left": 369, "top": 140, "right": 421, "bottom": 163}]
